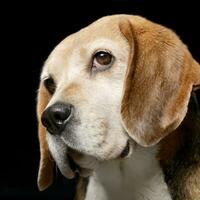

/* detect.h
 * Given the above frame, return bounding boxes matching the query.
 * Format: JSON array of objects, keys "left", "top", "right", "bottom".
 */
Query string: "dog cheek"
[{"left": 46, "top": 134, "right": 75, "bottom": 179}]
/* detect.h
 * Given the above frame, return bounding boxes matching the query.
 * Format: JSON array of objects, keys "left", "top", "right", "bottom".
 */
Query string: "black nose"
[{"left": 41, "top": 102, "right": 73, "bottom": 135}]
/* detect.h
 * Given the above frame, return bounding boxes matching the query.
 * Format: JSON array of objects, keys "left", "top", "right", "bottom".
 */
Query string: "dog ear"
[
  {"left": 119, "top": 18, "right": 200, "bottom": 147},
  {"left": 37, "top": 83, "right": 54, "bottom": 191}
]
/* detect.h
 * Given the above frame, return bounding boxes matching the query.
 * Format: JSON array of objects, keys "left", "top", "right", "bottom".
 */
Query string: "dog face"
[
  {"left": 37, "top": 15, "right": 200, "bottom": 190},
  {"left": 41, "top": 17, "right": 130, "bottom": 159}
]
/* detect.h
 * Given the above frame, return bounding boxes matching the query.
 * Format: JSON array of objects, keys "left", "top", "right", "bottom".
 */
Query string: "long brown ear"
[
  {"left": 37, "top": 83, "right": 54, "bottom": 191},
  {"left": 120, "top": 18, "right": 200, "bottom": 147},
  {"left": 192, "top": 60, "right": 200, "bottom": 91}
]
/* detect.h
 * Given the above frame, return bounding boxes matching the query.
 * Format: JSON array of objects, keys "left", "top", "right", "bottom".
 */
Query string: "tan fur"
[
  {"left": 63, "top": 83, "right": 82, "bottom": 100},
  {"left": 159, "top": 131, "right": 200, "bottom": 200},
  {"left": 183, "top": 166, "right": 200, "bottom": 199},
  {"left": 74, "top": 178, "right": 88, "bottom": 200},
  {"left": 158, "top": 93, "right": 200, "bottom": 199},
  {"left": 36, "top": 15, "right": 200, "bottom": 198},
  {"left": 160, "top": 146, "right": 200, "bottom": 199},
  {"left": 37, "top": 84, "right": 54, "bottom": 191},
  {"left": 119, "top": 17, "right": 200, "bottom": 146}
]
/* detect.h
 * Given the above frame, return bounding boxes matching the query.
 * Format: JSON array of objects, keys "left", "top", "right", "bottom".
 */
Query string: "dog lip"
[
  {"left": 67, "top": 154, "right": 80, "bottom": 174},
  {"left": 120, "top": 140, "right": 130, "bottom": 158}
]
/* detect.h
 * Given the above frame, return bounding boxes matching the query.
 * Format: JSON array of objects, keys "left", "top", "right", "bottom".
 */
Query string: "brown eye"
[
  {"left": 43, "top": 77, "right": 56, "bottom": 95},
  {"left": 92, "top": 51, "right": 113, "bottom": 72}
]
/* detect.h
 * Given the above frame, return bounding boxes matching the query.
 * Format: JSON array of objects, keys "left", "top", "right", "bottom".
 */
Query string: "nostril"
[
  {"left": 52, "top": 105, "right": 71, "bottom": 123},
  {"left": 54, "top": 112, "right": 66, "bottom": 122}
]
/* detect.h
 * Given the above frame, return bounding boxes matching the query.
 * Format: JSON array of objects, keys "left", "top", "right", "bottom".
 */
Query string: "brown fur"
[
  {"left": 37, "top": 84, "right": 54, "bottom": 191},
  {"left": 119, "top": 17, "right": 200, "bottom": 146},
  {"left": 36, "top": 15, "right": 200, "bottom": 198},
  {"left": 157, "top": 129, "right": 182, "bottom": 162},
  {"left": 74, "top": 178, "right": 89, "bottom": 200},
  {"left": 158, "top": 94, "right": 200, "bottom": 199},
  {"left": 119, "top": 16, "right": 200, "bottom": 199}
]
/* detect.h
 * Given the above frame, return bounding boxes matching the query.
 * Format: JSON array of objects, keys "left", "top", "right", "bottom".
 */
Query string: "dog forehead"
[
  {"left": 56, "top": 15, "right": 134, "bottom": 50},
  {"left": 41, "top": 15, "right": 130, "bottom": 79},
  {"left": 54, "top": 15, "right": 126, "bottom": 50}
]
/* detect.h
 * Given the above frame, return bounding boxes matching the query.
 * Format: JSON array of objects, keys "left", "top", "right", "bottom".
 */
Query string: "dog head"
[{"left": 36, "top": 15, "right": 200, "bottom": 190}]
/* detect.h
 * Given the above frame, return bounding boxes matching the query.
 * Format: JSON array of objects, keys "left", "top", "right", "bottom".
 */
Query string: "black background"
[{"left": 1, "top": 0, "right": 200, "bottom": 199}]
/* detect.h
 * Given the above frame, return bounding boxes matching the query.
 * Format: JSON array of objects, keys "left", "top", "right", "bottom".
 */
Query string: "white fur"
[
  {"left": 43, "top": 36, "right": 130, "bottom": 160},
  {"left": 85, "top": 145, "right": 172, "bottom": 200},
  {"left": 41, "top": 18, "right": 172, "bottom": 199}
]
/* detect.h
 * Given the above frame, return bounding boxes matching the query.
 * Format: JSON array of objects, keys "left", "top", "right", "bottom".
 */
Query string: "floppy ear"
[
  {"left": 119, "top": 18, "right": 200, "bottom": 147},
  {"left": 37, "top": 83, "right": 54, "bottom": 191}
]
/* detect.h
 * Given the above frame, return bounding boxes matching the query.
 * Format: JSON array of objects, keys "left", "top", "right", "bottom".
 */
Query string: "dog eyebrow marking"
[{"left": 63, "top": 83, "right": 82, "bottom": 99}]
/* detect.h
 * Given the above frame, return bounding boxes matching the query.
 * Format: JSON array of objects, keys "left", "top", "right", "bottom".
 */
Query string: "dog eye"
[
  {"left": 92, "top": 51, "right": 113, "bottom": 72},
  {"left": 43, "top": 77, "right": 56, "bottom": 95}
]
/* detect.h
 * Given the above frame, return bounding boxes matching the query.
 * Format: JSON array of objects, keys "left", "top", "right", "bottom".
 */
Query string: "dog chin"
[
  {"left": 65, "top": 147, "right": 99, "bottom": 177},
  {"left": 57, "top": 134, "right": 133, "bottom": 178}
]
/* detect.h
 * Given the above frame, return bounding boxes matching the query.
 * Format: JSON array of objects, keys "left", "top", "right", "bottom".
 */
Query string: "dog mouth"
[
  {"left": 66, "top": 140, "right": 131, "bottom": 176},
  {"left": 120, "top": 140, "right": 131, "bottom": 158},
  {"left": 67, "top": 154, "right": 80, "bottom": 174},
  {"left": 66, "top": 148, "right": 94, "bottom": 178},
  {"left": 55, "top": 139, "right": 131, "bottom": 179}
]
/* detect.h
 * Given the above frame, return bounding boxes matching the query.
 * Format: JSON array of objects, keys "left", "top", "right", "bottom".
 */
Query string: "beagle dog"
[{"left": 36, "top": 15, "right": 200, "bottom": 200}]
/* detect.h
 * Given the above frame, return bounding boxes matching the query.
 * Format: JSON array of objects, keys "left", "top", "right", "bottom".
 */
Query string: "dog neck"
[{"left": 85, "top": 144, "right": 172, "bottom": 200}]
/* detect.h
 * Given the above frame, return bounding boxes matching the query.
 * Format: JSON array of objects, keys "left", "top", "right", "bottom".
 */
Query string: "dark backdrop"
[{"left": 2, "top": 0, "right": 200, "bottom": 199}]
